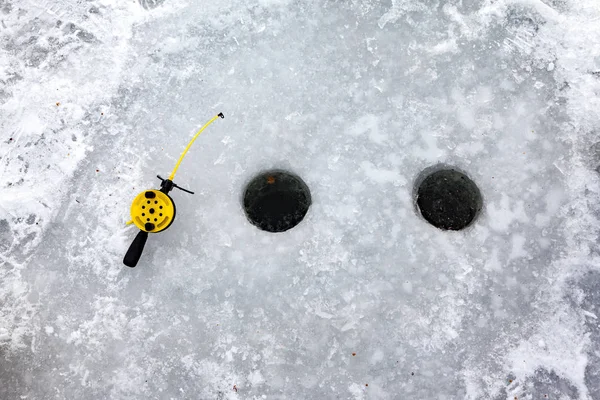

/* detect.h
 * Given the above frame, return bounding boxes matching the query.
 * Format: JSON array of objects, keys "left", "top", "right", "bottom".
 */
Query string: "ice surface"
[{"left": 1, "top": 0, "right": 600, "bottom": 399}]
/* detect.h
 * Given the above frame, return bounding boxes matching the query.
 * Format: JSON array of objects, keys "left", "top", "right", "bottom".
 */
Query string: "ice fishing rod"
[{"left": 123, "top": 112, "right": 224, "bottom": 268}]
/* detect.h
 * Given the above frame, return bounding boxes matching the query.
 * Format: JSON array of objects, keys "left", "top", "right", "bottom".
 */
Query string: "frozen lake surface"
[{"left": 1, "top": 0, "right": 600, "bottom": 398}]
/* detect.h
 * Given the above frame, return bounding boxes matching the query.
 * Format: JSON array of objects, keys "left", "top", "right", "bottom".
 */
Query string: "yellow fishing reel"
[
  {"left": 130, "top": 189, "right": 176, "bottom": 233},
  {"left": 123, "top": 112, "right": 224, "bottom": 268}
]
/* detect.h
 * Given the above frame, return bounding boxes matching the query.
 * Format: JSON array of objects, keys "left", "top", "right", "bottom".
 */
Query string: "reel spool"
[
  {"left": 123, "top": 113, "right": 224, "bottom": 268},
  {"left": 130, "top": 189, "right": 176, "bottom": 233}
]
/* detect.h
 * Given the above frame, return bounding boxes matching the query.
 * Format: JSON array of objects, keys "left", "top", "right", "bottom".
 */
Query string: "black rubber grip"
[{"left": 123, "top": 230, "right": 149, "bottom": 268}]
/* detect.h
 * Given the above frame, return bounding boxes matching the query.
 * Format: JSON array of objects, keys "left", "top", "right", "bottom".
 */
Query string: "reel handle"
[{"left": 123, "top": 230, "right": 149, "bottom": 268}]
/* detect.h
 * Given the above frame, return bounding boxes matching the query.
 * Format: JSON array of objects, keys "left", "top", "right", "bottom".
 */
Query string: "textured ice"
[{"left": 1, "top": 0, "right": 600, "bottom": 399}]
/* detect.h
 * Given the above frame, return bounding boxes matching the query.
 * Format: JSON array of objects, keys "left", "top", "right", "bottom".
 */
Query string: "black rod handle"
[{"left": 123, "top": 230, "right": 149, "bottom": 268}]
